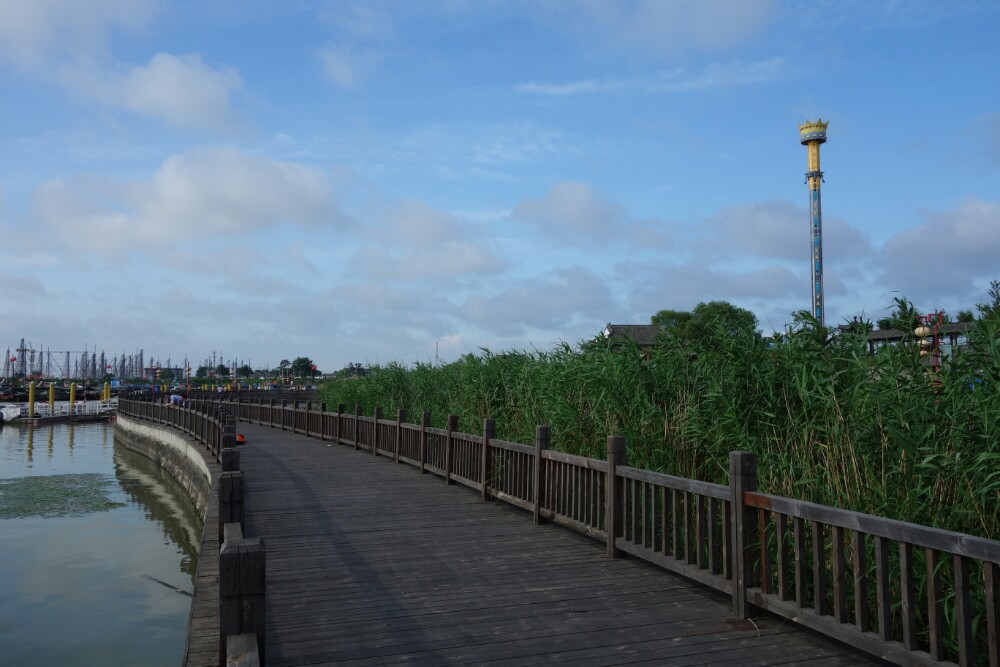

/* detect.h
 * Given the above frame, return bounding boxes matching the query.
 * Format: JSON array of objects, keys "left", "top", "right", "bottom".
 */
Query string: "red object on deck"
[{"left": 236, "top": 434, "right": 246, "bottom": 444}]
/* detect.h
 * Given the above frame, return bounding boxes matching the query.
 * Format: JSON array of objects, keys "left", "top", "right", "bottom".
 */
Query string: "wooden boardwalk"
[{"left": 234, "top": 422, "right": 882, "bottom": 666}]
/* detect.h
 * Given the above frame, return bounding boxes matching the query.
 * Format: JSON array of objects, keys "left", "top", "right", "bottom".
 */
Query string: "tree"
[
  {"left": 976, "top": 280, "right": 1000, "bottom": 318},
  {"left": 290, "top": 357, "right": 316, "bottom": 378},
  {"left": 957, "top": 310, "right": 976, "bottom": 323},
  {"left": 195, "top": 365, "right": 210, "bottom": 379},
  {"left": 237, "top": 364, "right": 253, "bottom": 378},
  {"left": 215, "top": 364, "right": 229, "bottom": 378},
  {"left": 650, "top": 309, "right": 693, "bottom": 331},
  {"left": 676, "top": 301, "right": 759, "bottom": 345}
]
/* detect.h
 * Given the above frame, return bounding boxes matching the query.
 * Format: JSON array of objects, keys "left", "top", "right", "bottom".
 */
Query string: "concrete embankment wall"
[{"left": 114, "top": 415, "right": 212, "bottom": 516}]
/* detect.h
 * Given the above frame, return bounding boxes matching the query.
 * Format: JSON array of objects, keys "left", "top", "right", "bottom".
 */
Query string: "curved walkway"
[{"left": 236, "top": 422, "right": 881, "bottom": 666}]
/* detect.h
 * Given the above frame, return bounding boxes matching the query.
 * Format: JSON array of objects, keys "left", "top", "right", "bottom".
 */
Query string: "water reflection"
[
  {"left": 0, "top": 423, "right": 202, "bottom": 666},
  {"left": 111, "top": 443, "right": 201, "bottom": 580}
]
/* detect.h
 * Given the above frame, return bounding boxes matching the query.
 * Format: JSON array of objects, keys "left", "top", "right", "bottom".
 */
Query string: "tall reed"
[{"left": 320, "top": 312, "right": 1000, "bottom": 540}]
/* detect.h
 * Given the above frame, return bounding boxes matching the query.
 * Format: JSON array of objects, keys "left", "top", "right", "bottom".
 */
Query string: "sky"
[{"left": 1, "top": 0, "right": 998, "bottom": 374}]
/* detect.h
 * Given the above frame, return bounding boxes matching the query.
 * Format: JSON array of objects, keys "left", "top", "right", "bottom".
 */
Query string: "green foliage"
[
  {"left": 290, "top": 357, "right": 317, "bottom": 377},
  {"left": 957, "top": 310, "right": 976, "bottom": 323},
  {"left": 237, "top": 364, "right": 253, "bottom": 378},
  {"left": 195, "top": 365, "right": 210, "bottom": 379},
  {"left": 214, "top": 364, "right": 229, "bottom": 378},
  {"left": 650, "top": 309, "right": 692, "bottom": 330},
  {"left": 320, "top": 298, "right": 1000, "bottom": 541}
]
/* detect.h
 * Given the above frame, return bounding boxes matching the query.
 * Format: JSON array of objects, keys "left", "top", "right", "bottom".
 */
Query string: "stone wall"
[{"left": 114, "top": 415, "right": 213, "bottom": 517}]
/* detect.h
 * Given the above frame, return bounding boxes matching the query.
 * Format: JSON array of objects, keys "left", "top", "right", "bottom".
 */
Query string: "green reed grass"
[{"left": 321, "top": 313, "right": 999, "bottom": 540}]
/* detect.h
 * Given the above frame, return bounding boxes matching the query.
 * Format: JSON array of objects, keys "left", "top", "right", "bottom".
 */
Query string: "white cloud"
[
  {"left": 515, "top": 58, "right": 788, "bottom": 96},
  {"left": 33, "top": 147, "right": 338, "bottom": 257},
  {"left": 626, "top": 260, "right": 802, "bottom": 318},
  {"left": 539, "top": 0, "right": 776, "bottom": 58},
  {"left": 317, "top": 45, "right": 380, "bottom": 88},
  {"left": 57, "top": 53, "right": 244, "bottom": 132},
  {"left": 0, "top": 2, "right": 243, "bottom": 131},
  {"left": 880, "top": 197, "right": 1000, "bottom": 301},
  {"left": 0, "top": 0, "right": 155, "bottom": 68},
  {"left": 697, "top": 200, "right": 872, "bottom": 262},
  {"left": 459, "top": 266, "right": 622, "bottom": 337},
  {"left": 349, "top": 200, "right": 507, "bottom": 280},
  {"left": 512, "top": 181, "right": 671, "bottom": 248}
]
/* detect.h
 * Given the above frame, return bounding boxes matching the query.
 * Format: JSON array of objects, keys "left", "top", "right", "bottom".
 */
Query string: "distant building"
[{"left": 603, "top": 323, "right": 664, "bottom": 353}]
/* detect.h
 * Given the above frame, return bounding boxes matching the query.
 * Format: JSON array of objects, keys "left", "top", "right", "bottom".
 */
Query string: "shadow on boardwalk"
[{"left": 238, "top": 423, "right": 881, "bottom": 666}]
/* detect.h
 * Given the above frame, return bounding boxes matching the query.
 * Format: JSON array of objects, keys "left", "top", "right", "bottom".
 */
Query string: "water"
[{"left": 0, "top": 422, "right": 202, "bottom": 666}]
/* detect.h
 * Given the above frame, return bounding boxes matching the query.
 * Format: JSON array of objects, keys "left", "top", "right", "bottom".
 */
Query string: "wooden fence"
[
  {"left": 118, "top": 396, "right": 265, "bottom": 666},
  {"left": 124, "top": 395, "right": 1000, "bottom": 667}
]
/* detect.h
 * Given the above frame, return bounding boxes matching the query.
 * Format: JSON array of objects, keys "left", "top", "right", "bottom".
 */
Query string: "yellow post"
[
  {"left": 49, "top": 382, "right": 55, "bottom": 411},
  {"left": 103, "top": 382, "right": 110, "bottom": 402},
  {"left": 69, "top": 382, "right": 76, "bottom": 414},
  {"left": 28, "top": 381, "right": 36, "bottom": 419}
]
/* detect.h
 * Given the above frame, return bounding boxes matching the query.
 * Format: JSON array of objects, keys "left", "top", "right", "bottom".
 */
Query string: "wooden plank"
[
  {"left": 813, "top": 520, "right": 828, "bottom": 616},
  {"left": 987, "top": 560, "right": 1000, "bottom": 667},
  {"left": 120, "top": 415, "right": 887, "bottom": 667},
  {"left": 953, "top": 554, "right": 973, "bottom": 667},
  {"left": 900, "top": 542, "right": 917, "bottom": 651},
  {"left": 875, "top": 535, "right": 891, "bottom": 641},
  {"left": 853, "top": 530, "right": 870, "bottom": 632},
  {"left": 926, "top": 548, "right": 944, "bottom": 661},
  {"left": 832, "top": 525, "right": 847, "bottom": 623}
]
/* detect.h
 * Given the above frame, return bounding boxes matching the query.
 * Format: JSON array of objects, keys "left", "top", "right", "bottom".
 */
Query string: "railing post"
[
  {"left": 221, "top": 447, "right": 240, "bottom": 472},
  {"left": 280, "top": 400, "right": 288, "bottom": 430},
  {"left": 220, "top": 534, "right": 265, "bottom": 666},
  {"left": 730, "top": 450, "right": 758, "bottom": 618},
  {"left": 336, "top": 404, "right": 344, "bottom": 444},
  {"left": 305, "top": 401, "right": 312, "bottom": 436},
  {"left": 219, "top": 471, "right": 245, "bottom": 543},
  {"left": 534, "top": 425, "right": 550, "bottom": 525},
  {"left": 444, "top": 415, "right": 458, "bottom": 484},
  {"left": 481, "top": 418, "right": 495, "bottom": 502},
  {"left": 373, "top": 407, "right": 383, "bottom": 456},
  {"left": 320, "top": 402, "right": 327, "bottom": 440},
  {"left": 222, "top": 416, "right": 237, "bottom": 453},
  {"left": 606, "top": 435, "right": 626, "bottom": 558},
  {"left": 419, "top": 411, "right": 430, "bottom": 474},
  {"left": 395, "top": 410, "right": 404, "bottom": 464},
  {"left": 354, "top": 404, "right": 361, "bottom": 450}
]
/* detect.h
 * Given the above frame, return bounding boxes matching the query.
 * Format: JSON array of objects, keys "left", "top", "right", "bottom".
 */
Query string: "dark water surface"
[{"left": 0, "top": 421, "right": 201, "bottom": 666}]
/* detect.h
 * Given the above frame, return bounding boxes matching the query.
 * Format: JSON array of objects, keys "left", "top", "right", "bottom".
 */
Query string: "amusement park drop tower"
[{"left": 799, "top": 119, "right": 829, "bottom": 327}]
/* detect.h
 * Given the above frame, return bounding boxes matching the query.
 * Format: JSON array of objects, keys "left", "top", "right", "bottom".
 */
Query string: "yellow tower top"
[{"left": 799, "top": 119, "right": 829, "bottom": 144}]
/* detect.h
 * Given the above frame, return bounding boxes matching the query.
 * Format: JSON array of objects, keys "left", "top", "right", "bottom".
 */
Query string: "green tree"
[
  {"left": 237, "top": 364, "right": 253, "bottom": 378},
  {"left": 195, "top": 365, "right": 210, "bottom": 379},
  {"left": 976, "top": 279, "right": 1000, "bottom": 317},
  {"left": 650, "top": 309, "right": 693, "bottom": 331},
  {"left": 215, "top": 364, "right": 229, "bottom": 378},
  {"left": 956, "top": 310, "right": 976, "bottom": 323},
  {"left": 291, "top": 357, "right": 316, "bottom": 377},
  {"left": 680, "top": 300, "right": 759, "bottom": 344}
]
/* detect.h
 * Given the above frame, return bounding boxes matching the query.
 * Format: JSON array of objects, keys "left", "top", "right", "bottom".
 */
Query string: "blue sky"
[{"left": 1, "top": 0, "right": 998, "bottom": 373}]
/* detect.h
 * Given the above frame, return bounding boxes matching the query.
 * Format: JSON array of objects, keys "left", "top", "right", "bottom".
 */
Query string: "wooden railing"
[
  {"left": 150, "top": 396, "right": 1000, "bottom": 667},
  {"left": 118, "top": 396, "right": 265, "bottom": 665}
]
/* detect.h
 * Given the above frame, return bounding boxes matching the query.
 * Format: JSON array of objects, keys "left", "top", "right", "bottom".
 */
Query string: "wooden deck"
[{"left": 232, "top": 422, "right": 882, "bottom": 666}]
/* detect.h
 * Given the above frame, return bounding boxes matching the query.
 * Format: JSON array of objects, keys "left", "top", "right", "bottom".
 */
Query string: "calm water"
[{"left": 0, "top": 421, "right": 202, "bottom": 666}]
